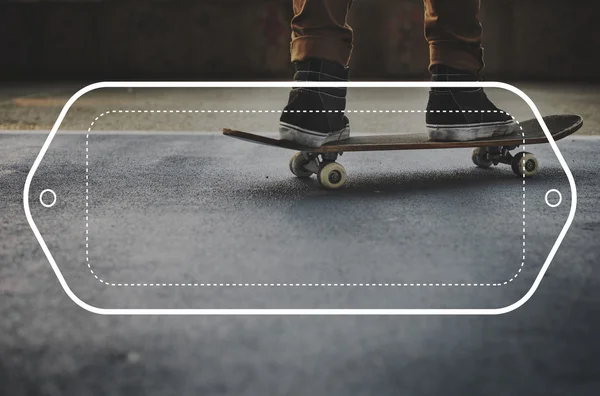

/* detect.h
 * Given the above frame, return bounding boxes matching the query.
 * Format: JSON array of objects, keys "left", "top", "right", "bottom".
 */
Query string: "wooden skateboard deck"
[
  {"left": 223, "top": 114, "right": 582, "bottom": 153},
  {"left": 222, "top": 114, "right": 582, "bottom": 190}
]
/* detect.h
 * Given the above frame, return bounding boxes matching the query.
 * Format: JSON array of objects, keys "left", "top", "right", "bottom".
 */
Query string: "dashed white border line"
[
  {"left": 23, "top": 81, "right": 577, "bottom": 315},
  {"left": 85, "top": 109, "right": 526, "bottom": 288}
]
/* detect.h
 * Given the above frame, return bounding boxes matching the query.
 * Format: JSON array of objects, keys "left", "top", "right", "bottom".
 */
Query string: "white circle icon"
[
  {"left": 40, "top": 189, "right": 57, "bottom": 208},
  {"left": 544, "top": 189, "right": 562, "bottom": 208}
]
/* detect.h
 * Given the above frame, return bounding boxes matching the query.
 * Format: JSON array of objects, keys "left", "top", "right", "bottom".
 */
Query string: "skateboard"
[{"left": 223, "top": 114, "right": 583, "bottom": 190}]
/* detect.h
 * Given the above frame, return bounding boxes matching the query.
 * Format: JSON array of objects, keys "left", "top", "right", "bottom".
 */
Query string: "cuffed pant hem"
[
  {"left": 429, "top": 43, "right": 484, "bottom": 74},
  {"left": 291, "top": 37, "right": 353, "bottom": 66}
]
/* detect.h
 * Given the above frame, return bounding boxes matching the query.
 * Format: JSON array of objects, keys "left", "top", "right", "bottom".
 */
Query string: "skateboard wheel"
[
  {"left": 512, "top": 151, "right": 538, "bottom": 177},
  {"left": 317, "top": 162, "right": 347, "bottom": 190},
  {"left": 471, "top": 147, "right": 493, "bottom": 168},
  {"left": 289, "top": 152, "right": 313, "bottom": 178}
]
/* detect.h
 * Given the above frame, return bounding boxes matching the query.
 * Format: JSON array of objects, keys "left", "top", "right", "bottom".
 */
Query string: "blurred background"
[
  {"left": 0, "top": 0, "right": 598, "bottom": 132},
  {"left": 1, "top": 0, "right": 596, "bottom": 81}
]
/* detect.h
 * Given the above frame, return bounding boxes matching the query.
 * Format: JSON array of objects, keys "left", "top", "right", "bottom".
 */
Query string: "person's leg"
[
  {"left": 424, "top": 0, "right": 483, "bottom": 74},
  {"left": 424, "top": 0, "right": 516, "bottom": 141},
  {"left": 291, "top": 0, "right": 354, "bottom": 66},
  {"left": 279, "top": 0, "right": 353, "bottom": 148}
]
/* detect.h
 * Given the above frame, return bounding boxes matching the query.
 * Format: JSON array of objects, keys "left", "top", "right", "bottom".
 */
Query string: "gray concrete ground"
[{"left": 1, "top": 85, "right": 599, "bottom": 395}]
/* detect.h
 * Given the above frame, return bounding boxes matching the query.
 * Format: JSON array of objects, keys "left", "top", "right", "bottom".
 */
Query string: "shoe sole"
[
  {"left": 426, "top": 120, "right": 517, "bottom": 142},
  {"left": 279, "top": 122, "right": 350, "bottom": 148}
]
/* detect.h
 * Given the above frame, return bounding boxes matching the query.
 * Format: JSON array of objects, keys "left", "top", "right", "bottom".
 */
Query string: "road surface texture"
[{"left": 1, "top": 84, "right": 599, "bottom": 395}]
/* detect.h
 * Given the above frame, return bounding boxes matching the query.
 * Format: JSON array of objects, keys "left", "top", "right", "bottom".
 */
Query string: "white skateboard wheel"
[
  {"left": 471, "top": 147, "right": 493, "bottom": 168},
  {"left": 512, "top": 151, "right": 538, "bottom": 177},
  {"left": 317, "top": 162, "right": 347, "bottom": 190},
  {"left": 289, "top": 152, "right": 313, "bottom": 178}
]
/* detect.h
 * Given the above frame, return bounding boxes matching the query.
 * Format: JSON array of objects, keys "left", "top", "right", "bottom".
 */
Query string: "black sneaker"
[
  {"left": 279, "top": 58, "right": 350, "bottom": 147},
  {"left": 426, "top": 65, "right": 517, "bottom": 141}
]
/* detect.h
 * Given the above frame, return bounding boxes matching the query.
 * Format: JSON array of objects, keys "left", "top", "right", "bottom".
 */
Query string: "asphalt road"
[
  {"left": 1, "top": 86, "right": 599, "bottom": 394},
  {"left": 1, "top": 131, "right": 599, "bottom": 395}
]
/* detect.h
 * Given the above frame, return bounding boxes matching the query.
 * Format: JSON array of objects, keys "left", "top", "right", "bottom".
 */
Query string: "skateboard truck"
[
  {"left": 472, "top": 146, "right": 539, "bottom": 178},
  {"left": 289, "top": 152, "right": 347, "bottom": 190}
]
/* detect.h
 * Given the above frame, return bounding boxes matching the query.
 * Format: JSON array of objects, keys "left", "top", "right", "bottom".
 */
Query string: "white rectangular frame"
[{"left": 23, "top": 81, "right": 577, "bottom": 315}]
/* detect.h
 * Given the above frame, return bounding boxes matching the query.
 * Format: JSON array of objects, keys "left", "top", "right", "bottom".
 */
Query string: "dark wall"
[{"left": 1, "top": 0, "right": 596, "bottom": 81}]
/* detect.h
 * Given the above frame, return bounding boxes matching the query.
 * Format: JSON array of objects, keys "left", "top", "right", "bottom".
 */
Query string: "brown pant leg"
[
  {"left": 424, "top": 0, "right": 484, "bottom": 74},
  {"left": 290, "top": 0, "right": 354, "bottom": 66}
]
